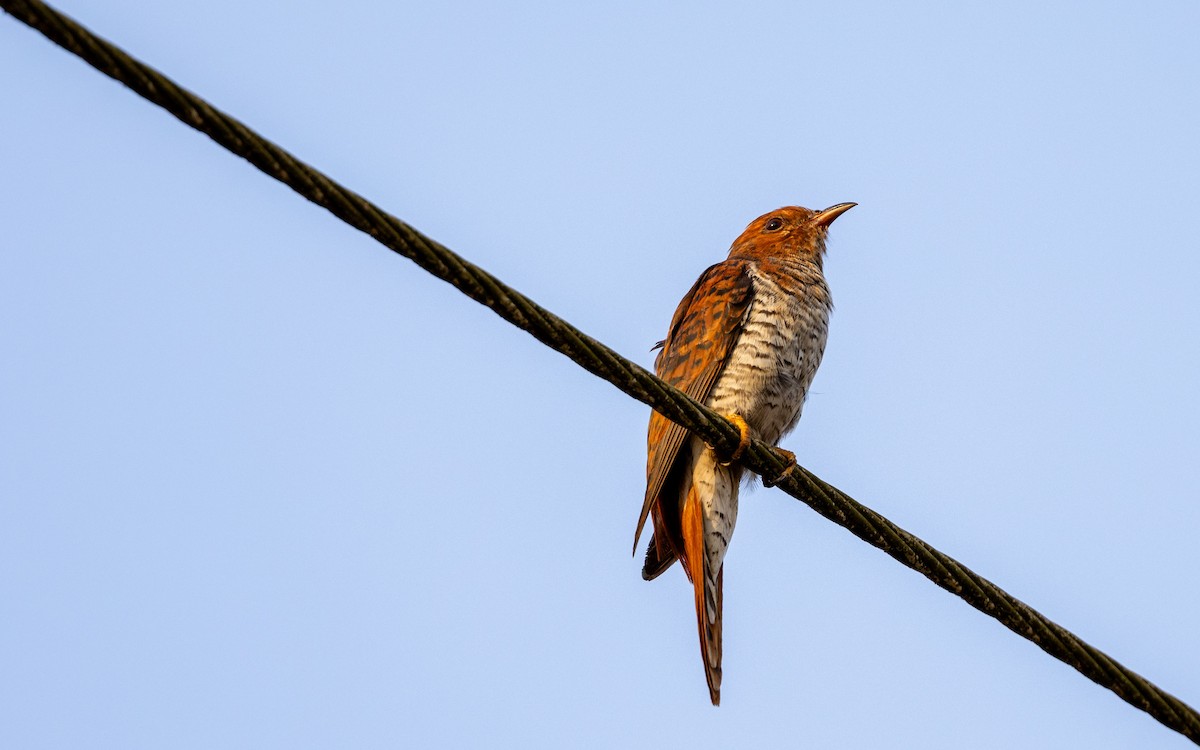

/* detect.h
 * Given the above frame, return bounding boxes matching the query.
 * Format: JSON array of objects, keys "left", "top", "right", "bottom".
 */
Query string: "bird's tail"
[{"left": 682, "top": 485, "right": 723, "bottom": 706}]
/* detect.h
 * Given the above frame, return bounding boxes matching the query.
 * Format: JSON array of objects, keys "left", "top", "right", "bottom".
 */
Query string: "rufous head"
[{"left": 728, "top": 203, "right": 856, "bottom": 266}]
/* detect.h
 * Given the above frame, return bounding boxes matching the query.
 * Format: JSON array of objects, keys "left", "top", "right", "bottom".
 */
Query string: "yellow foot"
[
  {"left": 710, "top": 413, "right": 751, "bottom": 467},
  {"left": 762, "top": 448, "right": 798, "bottom": 488}
]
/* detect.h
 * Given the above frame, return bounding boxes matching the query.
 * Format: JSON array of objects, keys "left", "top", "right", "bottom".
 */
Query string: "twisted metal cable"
[{"left": 4, "top": 0, "right": 1197, "bottom": 742}]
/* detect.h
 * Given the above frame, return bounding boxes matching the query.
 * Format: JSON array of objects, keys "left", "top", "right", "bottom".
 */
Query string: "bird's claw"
[
  {"left": 710, "top": 413, "right": 751, "bottom": 467},
  {"left": 763, "top": 448, "right": 798, "bottom": 488}
]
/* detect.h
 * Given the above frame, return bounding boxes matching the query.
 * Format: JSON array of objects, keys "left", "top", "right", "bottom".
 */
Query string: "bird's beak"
[{"left": 811, "top": 202, "right": 857, "bottom": 228}]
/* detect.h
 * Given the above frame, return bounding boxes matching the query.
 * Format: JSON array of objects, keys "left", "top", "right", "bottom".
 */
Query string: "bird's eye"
[{"left": 764, "top": 217, "right": 784, "bottom": 231}]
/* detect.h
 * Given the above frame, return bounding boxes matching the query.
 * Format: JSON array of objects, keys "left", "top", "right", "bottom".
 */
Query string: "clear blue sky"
[{"left": 3, "top": 2, "right": 1199, "bottom": 748}]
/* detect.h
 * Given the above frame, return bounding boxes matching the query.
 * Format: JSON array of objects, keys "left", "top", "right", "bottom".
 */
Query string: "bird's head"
[{"left": 729, "top": 203, "right": 856, "bottom": 267}]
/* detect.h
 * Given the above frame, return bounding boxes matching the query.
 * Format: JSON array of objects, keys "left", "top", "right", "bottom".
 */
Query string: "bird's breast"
[{"left": 708, "top": 265, "right": 830, "bottom": 445}]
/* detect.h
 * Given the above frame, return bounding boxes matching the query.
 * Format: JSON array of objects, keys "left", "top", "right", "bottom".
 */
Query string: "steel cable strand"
[{"left": 771, "top": 464, "right": 1185, "bottom": 727}]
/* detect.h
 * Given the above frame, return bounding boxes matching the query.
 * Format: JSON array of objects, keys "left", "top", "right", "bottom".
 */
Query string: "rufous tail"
[{"left": 682, "top": 485, "right": 723, "bottom": 705}]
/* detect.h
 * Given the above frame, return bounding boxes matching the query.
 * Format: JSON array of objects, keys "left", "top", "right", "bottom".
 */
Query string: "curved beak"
[{"left": 812, "top": 202, "right": 857, "bottom": 228}]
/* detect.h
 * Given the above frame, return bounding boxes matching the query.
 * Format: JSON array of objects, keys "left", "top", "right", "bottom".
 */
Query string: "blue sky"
[{"left": 3, "top": 2, "right": 1199, "bottom": 748}]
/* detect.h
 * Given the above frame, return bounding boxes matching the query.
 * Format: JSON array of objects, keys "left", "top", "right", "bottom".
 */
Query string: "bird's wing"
[{"left": 633, "top": 259, "right": 755, "bottom": 553}]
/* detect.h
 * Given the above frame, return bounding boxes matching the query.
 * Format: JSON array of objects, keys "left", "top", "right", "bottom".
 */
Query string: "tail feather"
[{"left": 682, "top": 485, "right": 723, "bottom": 706}]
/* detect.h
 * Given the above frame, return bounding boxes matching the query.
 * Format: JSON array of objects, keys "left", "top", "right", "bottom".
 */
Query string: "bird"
[{"left": 634, "top": 202, "right": 855, "bottom": 705}]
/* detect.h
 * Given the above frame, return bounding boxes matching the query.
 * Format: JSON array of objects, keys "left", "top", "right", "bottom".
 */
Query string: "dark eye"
[{"left": 764, "top": 217, "right": 784, "bottom": 231}]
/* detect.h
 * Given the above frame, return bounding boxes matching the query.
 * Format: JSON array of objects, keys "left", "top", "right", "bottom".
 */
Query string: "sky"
[{"left": 3, "top": 2, "right": 1199, "bottom": 748}]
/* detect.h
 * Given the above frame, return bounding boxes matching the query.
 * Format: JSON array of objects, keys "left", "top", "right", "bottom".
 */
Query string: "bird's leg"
[
  {"left": 762, "top": 448, "right": 798, "bottom": 488},
  {"left": 710, "top": 413, "right": 751, "bottom": 467}
]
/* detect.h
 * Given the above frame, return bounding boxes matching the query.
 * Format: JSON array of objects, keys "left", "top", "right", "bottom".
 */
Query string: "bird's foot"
[
  {"left": 710, "top": 413, "right": 751, "bottom": 467},
  {"left": 762, "top": 448, "right": 798, "bottom": 488}
]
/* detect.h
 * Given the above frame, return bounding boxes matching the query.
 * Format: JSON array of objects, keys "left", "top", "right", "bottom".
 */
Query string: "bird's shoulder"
[{"left": 654, "top": 259, "right": 756, "bottom": 379}]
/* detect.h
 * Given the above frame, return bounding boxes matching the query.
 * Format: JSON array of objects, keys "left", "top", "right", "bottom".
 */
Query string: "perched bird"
[{"left": 634, "top": 203, "right": 855, "bottom": 705}]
